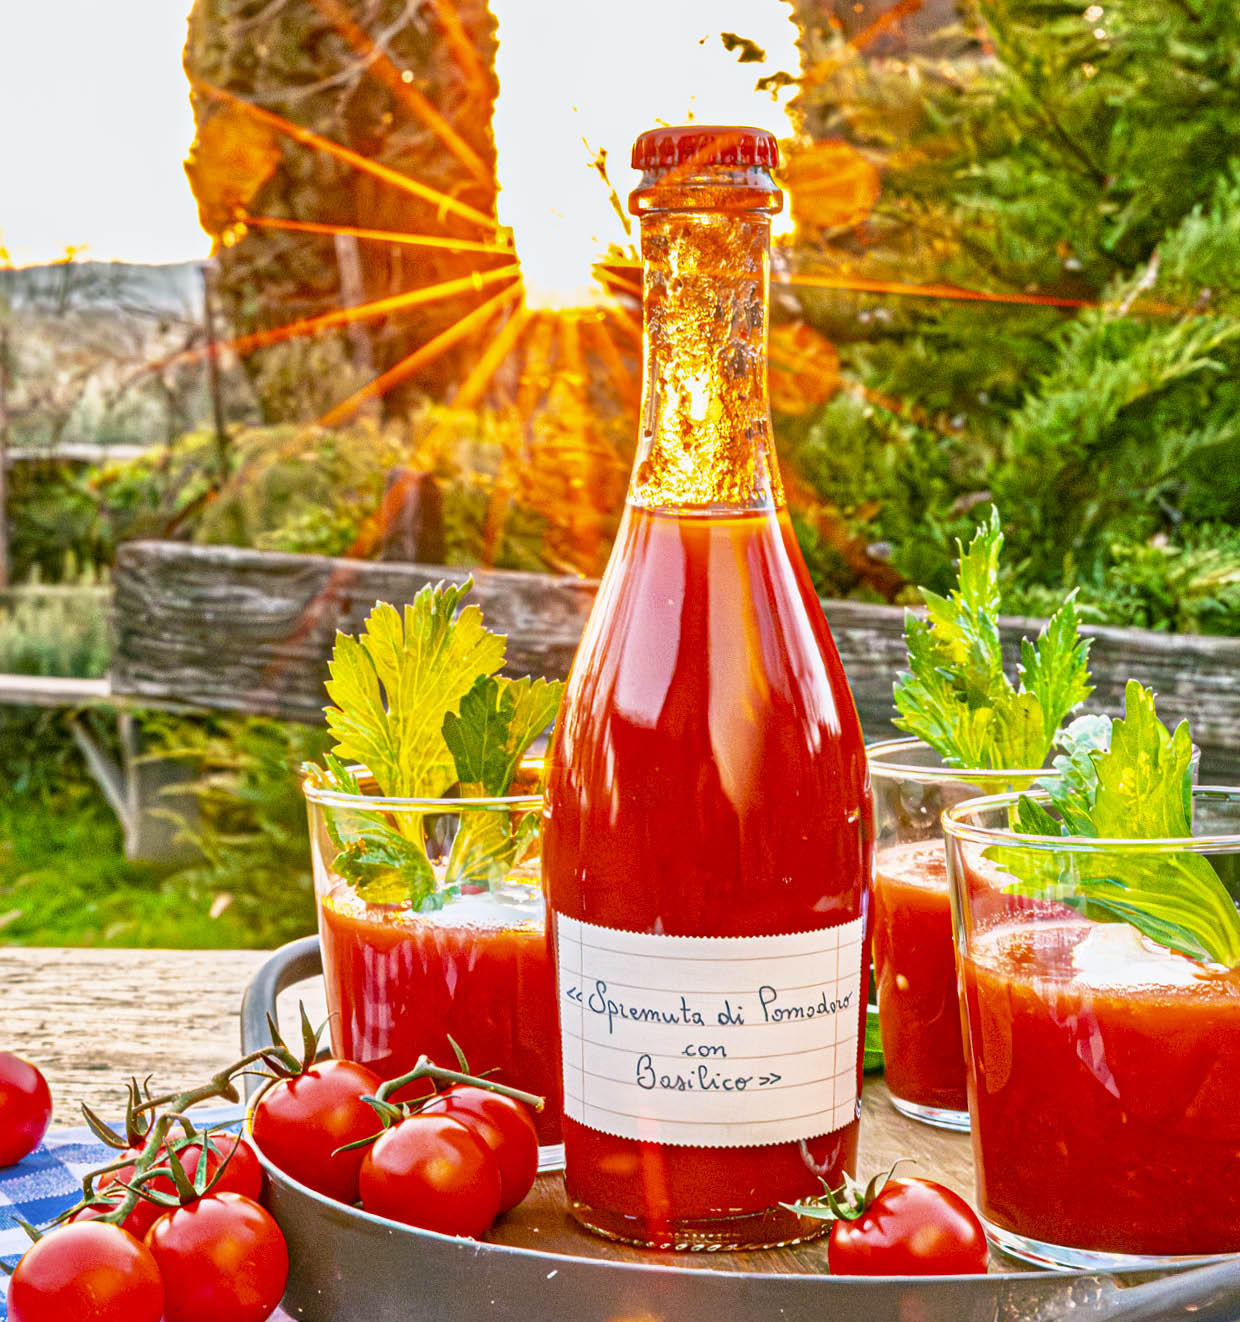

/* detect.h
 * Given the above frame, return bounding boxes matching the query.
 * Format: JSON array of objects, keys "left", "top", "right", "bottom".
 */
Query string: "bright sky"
[
  {"left": 0, "top": 1, "right": 206, "bottom": 268},
  {"left": 0, "top": 0, "right": 798, "bottom": 281},
  {"left": 492, "top": 0, "right": 800, "bottom": 307}
]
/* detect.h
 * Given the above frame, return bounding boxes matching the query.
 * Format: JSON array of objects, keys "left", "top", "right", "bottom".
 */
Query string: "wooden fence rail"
[{"left": 112, "top": 540, "right": 1240, "bottom": 782}]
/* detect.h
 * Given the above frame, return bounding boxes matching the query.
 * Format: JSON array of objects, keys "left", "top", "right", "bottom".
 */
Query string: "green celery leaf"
[
  {"left": 1019, "top": 593, "right": 1094, "bottom": 751},
  {"left": 321, "top": 753, "right": 362, "bottom": 795},
  {"left": 990, "top": 688, "right": 1048, "bottom": 771},
  {"left": 893, "top": 615, "right": 997, "bottom": 767},
  {"left": 440, "top": 674, "right": 561, "bottom": 888},
  {"left": 988, "top": 680, "right": 1240, "bottom": 968},
  {"left": 442, "top": 808, "right": 527, "bottom": 889},
  {"left": 1040, "top": 714, "right": 1112, "bottom": 834},
  {"left": 1011, "top": 795, "right": 1063, "bottom": 837},
  {"left": 301, "top": 757, "right": 360, "bottom": 852},
  {"left": 304, "top": 758, "right": 435, "bottom": 906},
  {"left": 442, "top": 676, "right": 518, "bottom": 796},
  {"left": 893, "top": 507, "right": 1091, "bottom": 771},
  {"left": 443, "top": 674, "right": 563, "bottom": 797},
  {"left": 1081, "top": 883, "right": 1228, "bottom": 966},
  {"left": 310, "top": 581, "right": 563, "bottom": 908},
  {"left": 334, "top": 821, "right": 436, "bottom": 908},
  {"left": 323, "top": 581, "right": 507, "bottom": 799},
  {"left": 504, "top": 677, "right": 563, "bottom": 777},
  {"left": 1089, "top": 680, "right": 1194, "bottom": 839},
  {"left": 920, "top": 585, "right": 1004, "bottom": 710}
]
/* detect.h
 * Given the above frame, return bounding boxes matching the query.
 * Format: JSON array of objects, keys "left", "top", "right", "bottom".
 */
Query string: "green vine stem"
[
  {"left": 67, "top": 1043, "right": 300, "bottom": 1232},
  {"left": 375, "top": 1055, "right": 544, "bottom": 1112}
]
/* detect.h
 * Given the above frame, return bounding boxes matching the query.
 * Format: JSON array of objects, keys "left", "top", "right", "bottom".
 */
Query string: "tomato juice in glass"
[
  {"left": 305, "top": 780, "right": 563, "bottom": 1146},
  {"left": 869, "top": 739, "right": 1045, "bottom": 1130},
  {"left": 961, "top": 919, "right": 1240, "bottom": 1260},
  {"left": 944, "top": 788, "right": 1240, "bottom": 1268},
  {"left": 871, "top": 840, "right": 965, "bottom": 1115},
  {"left": 317, "top": 883, "right": 562, "bottom": 1145}
]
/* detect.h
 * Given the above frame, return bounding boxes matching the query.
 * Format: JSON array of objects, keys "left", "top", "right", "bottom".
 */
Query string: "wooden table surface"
[
  {"left": 0, "top": 944, "right": 973, "bottom": 1201},
  {"left": 1, "top": 946, "right": 324, "bottom": 1127}
]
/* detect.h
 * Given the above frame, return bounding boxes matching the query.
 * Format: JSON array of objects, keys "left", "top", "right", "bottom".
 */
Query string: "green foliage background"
[{"left": 783, "top": 0, "right": 1240, "bottom": 632}]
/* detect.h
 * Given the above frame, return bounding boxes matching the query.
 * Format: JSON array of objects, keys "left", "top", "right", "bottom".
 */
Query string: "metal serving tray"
[{"left": 241, "top": 937, "right": 1240, "bottom": 1322}]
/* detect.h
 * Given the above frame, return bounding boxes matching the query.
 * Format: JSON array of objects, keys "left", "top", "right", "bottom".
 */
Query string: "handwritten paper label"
[{"left": 555, "top": 914, "right": 864, "bottom": 1147}]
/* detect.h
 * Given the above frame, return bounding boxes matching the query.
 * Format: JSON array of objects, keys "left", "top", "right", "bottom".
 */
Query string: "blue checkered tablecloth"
[{"left": 0, "top": 1108, "right": 291, "bottom": 1321}]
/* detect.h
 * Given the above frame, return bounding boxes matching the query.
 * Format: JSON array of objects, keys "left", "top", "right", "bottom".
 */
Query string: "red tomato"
[
  {"left": 176, "top": 1133, "right": 264, "bottom": 1201},
  {"left": 421, "top": 1085, "right": 539, "bottom": 1213},
  {"left": 250, "top": 1058, "right": 382, "bottom": 1204},
  {"left": 827, "top": 1178, "right": 989, "bottom": 1276},
  {"left": 93, "top": 1132, "right": 262, "bottom": 1235},
  {"left": 69, "top": 1190, "right": 155, "bottom": 1239},
  {"left": 145, "top": 1192, "right": 289, "bottom": 1322},
  {"left": 0, "top": 1051, "right": 52, "bottom": 1167},
  {"left": 7, "top": 1221, "right": 164, "bottom": 1322},
  {"left": 359, "top": 1114, "right": 502, "bottom": 1237}
]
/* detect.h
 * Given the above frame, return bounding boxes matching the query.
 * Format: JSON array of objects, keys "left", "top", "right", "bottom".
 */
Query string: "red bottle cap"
[{"left": 631, "top": 125, "right": 779, "bottom": 171}]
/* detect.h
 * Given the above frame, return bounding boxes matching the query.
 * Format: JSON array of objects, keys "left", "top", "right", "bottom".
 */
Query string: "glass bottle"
[{"left": 543, "top": 125, "right": 872, "bottom": 1250}]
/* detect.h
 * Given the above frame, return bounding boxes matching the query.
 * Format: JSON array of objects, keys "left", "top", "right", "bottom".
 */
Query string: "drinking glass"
[
  {"left": 304, "top": 764, "right": 562, "bottom": 1144},
  {"left": 942, "top": 787, "right": 1240, "bottom": 1268},
  {"left": 868, "top": 738, "right": 1045, "bottom": 1129}
]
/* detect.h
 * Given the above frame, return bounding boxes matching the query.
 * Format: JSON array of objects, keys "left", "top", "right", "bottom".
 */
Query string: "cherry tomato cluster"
[
  {"left": 2, "top": 1026, "right": 545, "bottom": 1322},
  {"left": 8, "top": 1132, "right": 288, "bottom": 1322},
  {"left": 250, "top": 1059, "right": 540, "bottom": 1238}
]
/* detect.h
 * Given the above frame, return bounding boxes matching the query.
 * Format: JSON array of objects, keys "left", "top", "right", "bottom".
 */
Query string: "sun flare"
[{"left": 489, "top": 0, "right": 801, "bottom": 310}]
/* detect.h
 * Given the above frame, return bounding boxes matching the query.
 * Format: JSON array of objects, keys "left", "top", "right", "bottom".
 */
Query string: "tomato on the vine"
[
  {"left": 0, "top": 1051, "right": 52, "bottom": 1167},
  {"left": 421, "top": 1085, "right": 539, "bottom": 1213},
  {"left": 93, "top": 1132, "right": 262, "bottom": 1236},
  {"left": 69, "top": 1189, "right": 156, "bottom": 1239},
  {"left": 250, "top": 1058, "right": 382, "bottom": 1204},
  {"left": 7, "top": 1221, "right": 164, "bottom": 1322},
  {"left": 826, "top": 1177, "right": 988, "bottom": 1276},
  {"left": 359, "top": 1113, "right": 502, "bottom": 1237},
  {"left": 145, "top": 1191, "right": 289, "bottom": 1322},
  {"left": 175, "top": 1133, "right": 264, "bottom": 1201}
]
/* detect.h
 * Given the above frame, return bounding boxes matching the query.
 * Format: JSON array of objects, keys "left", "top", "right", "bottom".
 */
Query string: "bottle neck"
[{"left": 628, "top": 201, "right": 783, "bottom": 514}]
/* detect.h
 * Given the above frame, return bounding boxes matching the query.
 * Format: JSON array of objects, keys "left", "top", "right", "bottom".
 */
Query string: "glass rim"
[
  {"left": 942, "top": 785, "right": 1240, "bottom": 853},
  {"left": 302, "top": 762, "right": 543, "bottom": 813},
  {"left": 866, "top": 736, "right": 1049, "bottom": 782}
]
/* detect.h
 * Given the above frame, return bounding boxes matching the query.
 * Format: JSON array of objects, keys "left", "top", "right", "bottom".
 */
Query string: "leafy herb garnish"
[
  {"left": 893, "top": 508, "right": 1092, "bottom": 770},
  {"left": 303, "top": 580, "right": 563, "bottom": 908},
  {"left": 322, "top": 581, "right": 506, "bottom": 800},
  {"left": 988, "top": 679, "right": 1240, "bottom": 967}
]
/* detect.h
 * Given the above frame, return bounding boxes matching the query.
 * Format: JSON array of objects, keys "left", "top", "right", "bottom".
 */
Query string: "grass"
[
  {"left": 0, "top": 705, "right": 319, "bottom": 949},
  {"left": 0, "top": 783, "right": 283, "bottom": 949}
]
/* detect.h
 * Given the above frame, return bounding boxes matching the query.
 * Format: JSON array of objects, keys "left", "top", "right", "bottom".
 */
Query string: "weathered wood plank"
[
  {"left": 111, "top": 541, "right": 595, "bottom": 725},
  {"left": 111, "top": 541, "right": 1240, "bottom": 780},
  {"left": 0, "top": 673, "right": 112, "bottom": 708}
]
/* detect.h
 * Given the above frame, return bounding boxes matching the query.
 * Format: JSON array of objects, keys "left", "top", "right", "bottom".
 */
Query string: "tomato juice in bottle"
[{"left": 543, "top": 126, "right": 872, "bottom": 1250}]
